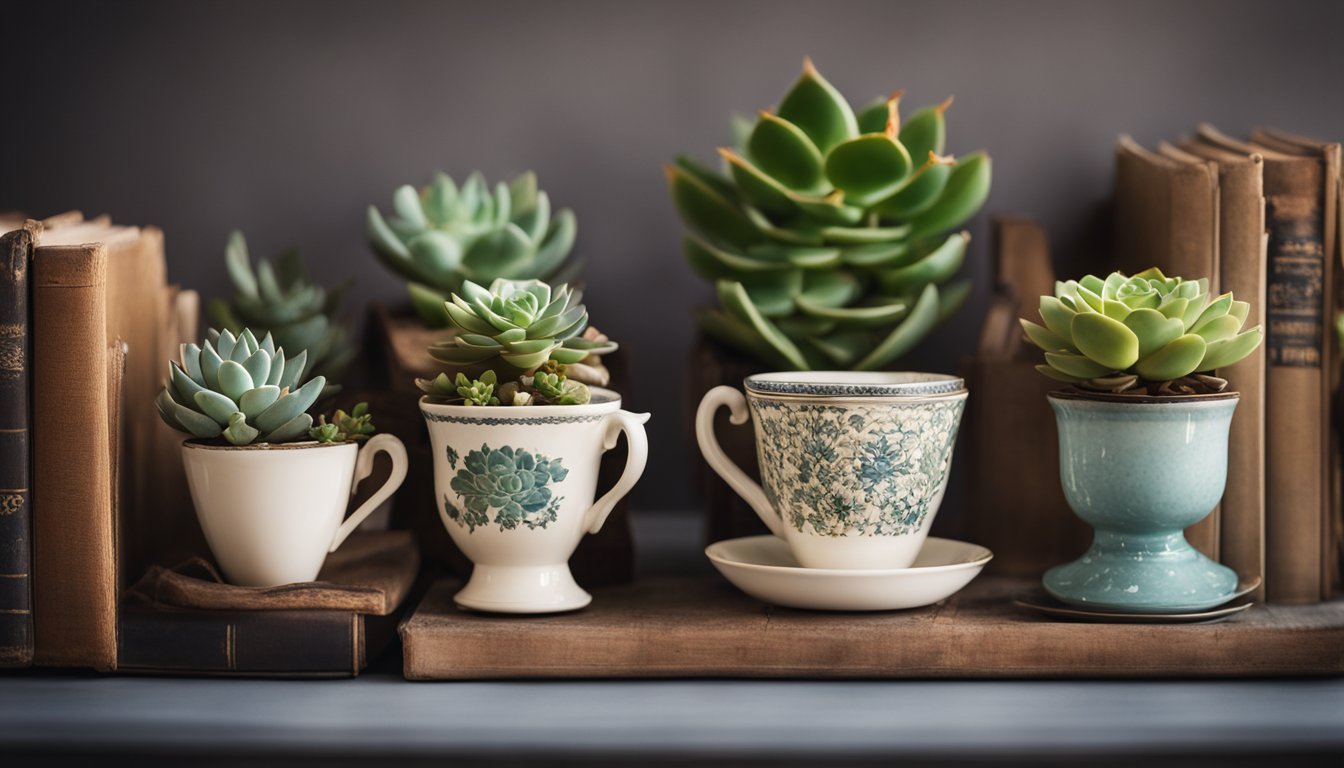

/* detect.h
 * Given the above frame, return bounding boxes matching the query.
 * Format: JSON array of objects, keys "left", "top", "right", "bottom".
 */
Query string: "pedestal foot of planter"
[
  {"left": 1043, "top": 529, "right": 1240, "bottom": 614},
  {"left": 453, "top": 564, "right": 592, "bottom": 614}
]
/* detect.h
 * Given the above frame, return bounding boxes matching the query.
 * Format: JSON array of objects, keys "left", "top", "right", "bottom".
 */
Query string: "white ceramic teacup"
[
  {"left": 421, "top": 387, "right": 649, "bottom": 613},
  {"left": 182, "top": 434, "right": 408, "bottom": 587},
  {"left": 697, "top": 372, "right": 967, "bottom": 570}
]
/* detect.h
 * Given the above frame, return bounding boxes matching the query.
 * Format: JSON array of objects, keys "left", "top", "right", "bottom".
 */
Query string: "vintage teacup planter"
[
  {"left": 182, "top": 434, "right": 407, "bottom": 586},
  {"left": 415, "top": 278, "right": 647, "bottom": 613},
  {"left": 1021, "top": 268, "right": 1264, "bottom": 613},
  {"left": 422, "top": 390, "right": 648, "bottom": 612},
  {"left": 157, "top": 328, "right": 406, "bottom": 587},
  {"left": 697, "top": 372, "right": 968, "bottom": 570}
]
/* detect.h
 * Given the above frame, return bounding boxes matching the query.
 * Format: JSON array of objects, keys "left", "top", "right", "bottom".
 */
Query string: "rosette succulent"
[
  {"left": 417, "top": 279, "right": 617, "bottom": 405},
  {"left": 156, "top": 328, "right": 326, "bottom": 445},
  {"left": 367, "top": 171, "right": 580, "bottom": 327},
  {"left": 668, "top": 57, "right": 991, "bottom": 371},
  {"left": 1021, "top": 268, "right": 1264, "bottom": 394},
  {"left": 209, "top": 231, "right": 352, "bottom": 395}
]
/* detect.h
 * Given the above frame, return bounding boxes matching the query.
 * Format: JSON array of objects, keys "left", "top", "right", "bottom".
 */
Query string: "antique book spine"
[
  {"left": 1261, "top": 161, "right": 1326, "bottom": 604},
  {"left": 1210, "top": 156, "right": 1267, "bottom": 599},
  {"left": 32, "top": 244, "right": 118, "bottom": 669},
  {"left": 0, "top": 227, "right": 35, "bottom": 668},
  {"left": 1115, "top": 138, "right": 1222, "bottom": 558},
  {"left": 117, "top": 604, "right": 364, "bottom": 677},
  {"left": 108, "top": 228, "right": 167, "bottom": 590}
]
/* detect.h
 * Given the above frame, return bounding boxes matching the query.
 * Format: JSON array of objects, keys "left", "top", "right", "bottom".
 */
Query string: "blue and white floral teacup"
[{"left": 697, "top": 372, "right": 967, "bottom": 570}]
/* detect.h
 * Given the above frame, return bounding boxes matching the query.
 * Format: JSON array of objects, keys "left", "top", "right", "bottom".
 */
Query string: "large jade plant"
[
  {"left": 1021, "top": 268, "right": 1263, "bottom": 395},
  {"left": 668, "top": 58, "right": 991, "bottom": 370},
  {"left": 367, "top": 172, "right": 581, "bottom": 327},
  {"left": 418, "top": 279, "right": 618, "bottom": 406}
]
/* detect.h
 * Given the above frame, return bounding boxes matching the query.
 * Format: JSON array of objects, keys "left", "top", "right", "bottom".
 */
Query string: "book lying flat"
[{"left": 118, "top": 531, "right": 420, "bottom": 677}]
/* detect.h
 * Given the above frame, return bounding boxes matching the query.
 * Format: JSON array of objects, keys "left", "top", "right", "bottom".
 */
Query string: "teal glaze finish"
[{"left": 1043, "top": 392, "right": 1241, "bottom": 613}]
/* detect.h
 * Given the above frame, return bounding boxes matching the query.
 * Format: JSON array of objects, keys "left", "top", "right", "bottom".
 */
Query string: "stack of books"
[
  {"left": 1113, "top": 127, "right": 1343, "bottom": 604},
  {"left": 0, "top": 213, "right": 415, "bottom": 675}
]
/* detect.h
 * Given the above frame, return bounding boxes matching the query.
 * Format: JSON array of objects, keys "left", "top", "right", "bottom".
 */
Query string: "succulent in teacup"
[
  {"left": 208, "top": 231, "right": 353, "bottom": 396},
  {"left": 418, "top": 279, "right": 617, "bottom": 406},
  {"left": 1021, "top": 267, "right": 1264, "bottom": 395},
  {"left": 367, "top": 171, "right": 581, "bottom": 327},
  {"left": 156, "top": 328, "right": 326, "bottom": 445},
  {"left": 310, "top": 402, "right": 376, "bottom": 443},
  {"left": 668, "top": 57, "right": 991, "bottom": 371}
]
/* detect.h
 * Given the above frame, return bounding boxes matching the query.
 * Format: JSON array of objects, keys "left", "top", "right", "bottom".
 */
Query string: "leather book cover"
[
  {"left": 1196, "top": 124, "right": 1327, "bottom": 604},
  {"left": 0, "top": 224, "right": 38, "bottom": 667},
  {"left": 1176, "top": 139, "right": 1268, "bottom": 600},
  {"left": 117, "top": 602, "right": 367, "bottom": 677},
  {"left": 1113, "top": 135, "right": 1222, "bottom": 558},
  {"left": 1251, "top": 127, "right": 1343, "bottom": 599},
  {"left": 32, "top": 243, "right": 118, "bottom": 669}
]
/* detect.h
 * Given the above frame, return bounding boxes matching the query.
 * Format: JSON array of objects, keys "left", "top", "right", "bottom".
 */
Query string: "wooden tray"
[{"left": 400, "top": 575, "right": 1344, "bottom": 679}]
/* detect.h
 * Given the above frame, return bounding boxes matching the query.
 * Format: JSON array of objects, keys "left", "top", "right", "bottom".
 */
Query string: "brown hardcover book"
[
  {"left": 1173, "top": 140, "right": 1268, "bottom": 600},
  {"left": 1113, "top": 135, "right": 1222, "bottom": 558},
  {"left": 31, "top": 242, "right": 117, "bottom": 669},
  {"left": 1250, "top": 127, "right": 1343, "bottom": 599},
  {"left": 1195, "top": 124, "right": 1330, "bottom": 604},
  {"left": 38, "top": 221, "right": 168, "bottom": 590}
]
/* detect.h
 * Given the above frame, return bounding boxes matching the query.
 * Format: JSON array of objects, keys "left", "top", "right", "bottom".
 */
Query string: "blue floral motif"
[
  {"left": 444, "top": 444, "right": 568, "bottom": 533},
  {"left": 751, "top": 398, "right": 963, "bottom": 537},
  {"left": 446, "top": 445, "right": 459, "bottom": 469}
]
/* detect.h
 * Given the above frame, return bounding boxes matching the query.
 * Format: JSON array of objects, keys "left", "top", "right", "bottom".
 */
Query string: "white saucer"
[{"left": 705, "top": 535, "right": 993, "bottom": 612}]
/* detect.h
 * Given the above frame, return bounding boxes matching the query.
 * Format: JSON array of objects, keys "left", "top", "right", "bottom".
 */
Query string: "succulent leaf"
[{"left": 776, "top": 57, "right": 859, "bottom": 154}]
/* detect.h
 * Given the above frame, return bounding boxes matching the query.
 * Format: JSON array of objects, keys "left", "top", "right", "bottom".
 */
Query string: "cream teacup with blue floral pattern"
[{"left": 697, "top": 372, "right": 967, "bottom": 570}]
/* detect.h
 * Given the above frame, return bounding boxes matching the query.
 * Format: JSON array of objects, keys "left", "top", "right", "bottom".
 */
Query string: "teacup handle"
[
  {"left": 329, "top": 433, "right": 409, "bottom": 552},
  {"left": 695, "top": 386, "right": 783, "bottom": 537},
  {"left": 583, "top": 410, "right": 651, "bottom": 534}
]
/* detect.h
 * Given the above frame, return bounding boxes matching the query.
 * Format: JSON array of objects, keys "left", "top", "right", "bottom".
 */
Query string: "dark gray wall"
[{"left": 4, "top": 0, "right": 1343, "bottom": 512}]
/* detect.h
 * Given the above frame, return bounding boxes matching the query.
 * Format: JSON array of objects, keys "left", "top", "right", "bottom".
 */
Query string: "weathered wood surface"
[{"left": 401, "top": 575, "right": 1344, "bottom": 679}]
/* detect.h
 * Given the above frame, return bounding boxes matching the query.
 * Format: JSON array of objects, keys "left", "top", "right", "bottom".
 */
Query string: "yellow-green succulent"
[{"left": 1022, "top": 268, "right": 1264, "bottom": 393}]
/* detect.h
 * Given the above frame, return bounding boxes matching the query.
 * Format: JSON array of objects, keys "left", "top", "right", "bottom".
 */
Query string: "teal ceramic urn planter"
[{"left": 1043, "top": 390, "right": 1241, "bottom": 613}]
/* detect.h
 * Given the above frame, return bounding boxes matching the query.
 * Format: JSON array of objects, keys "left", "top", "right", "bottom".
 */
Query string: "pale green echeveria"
[
  {"left": 208, "top": 230, "right": 352, "bottom": 397},
  {"left": 425, "top": 279, "right": 617, "bottom": 375},
  {"left": 155, "top": 328, "right": 326, "bottom": 446},
  {"left": 367, "top": 171, "right": 580, "bottom": 327},
  {"left": 668, "top": 57, "right": 991, "bottom": 371},
  {"left": 1021, "top": 267, "right": 1264, "bottom": 389}
]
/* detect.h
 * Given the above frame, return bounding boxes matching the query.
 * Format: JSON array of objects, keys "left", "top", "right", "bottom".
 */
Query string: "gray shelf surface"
[{"left": 1, "top": 511, "right": 1342, "bottom": 765}]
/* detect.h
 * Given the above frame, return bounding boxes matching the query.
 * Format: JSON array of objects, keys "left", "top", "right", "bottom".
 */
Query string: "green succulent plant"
[
  {"left": 209, "top": 231, "right": 353, "bottom": 396},
  {"left": 309, "top": 402, "right": 376, "bottom": 443},
  {"left": 156, "top": 328, "right": 326, "bottom": 445},
  {"left": 424, "top": 278, "right": 617, "bottom": 374},
  {"left": 454, "top": 370, "right": 501, "bottom": 407},
  {"left": 1022, "top": 267, "right": 1264, "bottom": 394},
  {"left": 417, "top": 281, "right": 616, "bottom": 406},
  {"left": 367, "top": 171, "right": 581, "bottom": 327},
  {"left": 668, "top": 57, "right": 992, "bottom": 371}
]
